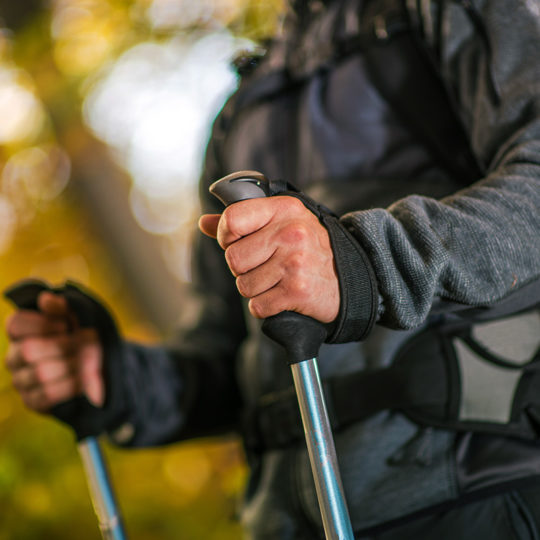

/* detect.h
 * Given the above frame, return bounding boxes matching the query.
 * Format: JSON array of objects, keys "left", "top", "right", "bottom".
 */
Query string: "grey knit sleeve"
[{"left": 342, "top": 0, "right": 540, "bottom": 330}]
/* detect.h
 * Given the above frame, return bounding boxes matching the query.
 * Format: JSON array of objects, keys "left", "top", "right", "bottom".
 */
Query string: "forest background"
[{"left": 0, "top": 1, "right": 284, "bottom": 538}]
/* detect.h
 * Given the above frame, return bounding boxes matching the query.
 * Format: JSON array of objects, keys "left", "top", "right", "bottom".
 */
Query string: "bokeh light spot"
[
  {"left": 83, "top": 31, "right": 247, "bottom": 201},
  {"left": 2, "top": 145, "right": 71, "bottom": 203},
  {"left": 0, "top": 68, "right": 45, "bottom": 144}
]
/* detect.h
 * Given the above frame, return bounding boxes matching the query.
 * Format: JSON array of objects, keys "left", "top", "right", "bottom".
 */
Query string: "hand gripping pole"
[
  {"left": 4, "top": 281, "right": 128, "bottom": 540},
  {"left": 210, "top": 171, "right": 354, "bottom": 540}
]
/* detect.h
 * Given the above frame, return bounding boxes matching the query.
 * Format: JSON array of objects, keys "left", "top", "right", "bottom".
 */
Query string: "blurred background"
[{"left": 0, "top": 0, "right": 285, "bottom": 538}]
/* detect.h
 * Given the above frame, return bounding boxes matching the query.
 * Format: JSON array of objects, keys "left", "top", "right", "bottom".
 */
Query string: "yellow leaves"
[
  {"left": 143, "top": 0, "right": 286, "bottom": 39},
  {"left": 229, "top": 0, "right": 288, "bottom": 40},
  {"left": 48, "top": 0, "right": 286, "bottom": 78},
  {"left": 0, "top": 144, "right": 71, "bottom": 256},
  {"left": 13, "top": 482, "right": 53, "bottom": 516},
  {"left": 0, "top": 392, "right": 14, "bottom": 425},
  {"left": 51, "top": 1, "right": 130, "bottom": 77},
  {"left": 162, "top": 445, "right": 213, "bottom": 502},
  {"left": 0, "top": 451, "right": 19, "bottom": 495},
  {"left": 0, "top": 2, "right": 270, "bottom": 537}
]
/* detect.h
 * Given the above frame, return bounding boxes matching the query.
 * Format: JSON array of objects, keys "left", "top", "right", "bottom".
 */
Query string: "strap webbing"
[{"left": 242, "top": 349, "right": 447, "bottom": 452}]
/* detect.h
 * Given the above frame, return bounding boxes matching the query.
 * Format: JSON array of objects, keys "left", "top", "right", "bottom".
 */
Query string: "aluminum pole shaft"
[
  {"left": 291, "top": 359, "right": 354, "bottom": 540},
  {"left": 209, "top": 172, "right": 355, "bottom": 539},
  {"left": 78, "top": 437, "right": 127, "bottom": 540}
]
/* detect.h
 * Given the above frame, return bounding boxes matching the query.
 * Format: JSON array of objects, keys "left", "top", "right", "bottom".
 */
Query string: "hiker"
[{"left": 5, "top": 0, "right": 540, "bottom": 537}]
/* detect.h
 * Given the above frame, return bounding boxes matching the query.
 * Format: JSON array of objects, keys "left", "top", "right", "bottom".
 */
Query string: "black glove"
[{"left": 4, "top": 279, "right": 128, "bottom": 440}]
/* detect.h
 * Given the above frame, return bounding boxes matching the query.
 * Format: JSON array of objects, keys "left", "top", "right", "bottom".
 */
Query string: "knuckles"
[
  {"left": 277, "top": 195, "right": 306, "bottom": 215},
  {"left": 287, "top": 273, "right": 311, "bottom": 300},
  {"left": 285, "top": 251, "right": 307, "bottom": 273},
  {"left": 277, "top": 221, "right": 311, "bottom": 247}
]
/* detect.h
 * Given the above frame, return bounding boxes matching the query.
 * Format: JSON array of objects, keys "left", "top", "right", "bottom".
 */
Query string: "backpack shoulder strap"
[{"left": 359, "top": 0, "right": 486, "bottom": 184}]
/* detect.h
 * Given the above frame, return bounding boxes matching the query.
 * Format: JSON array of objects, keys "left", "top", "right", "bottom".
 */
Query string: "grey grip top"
[{"left": 209, "top": 170, "right": 270, "bottom": 206}]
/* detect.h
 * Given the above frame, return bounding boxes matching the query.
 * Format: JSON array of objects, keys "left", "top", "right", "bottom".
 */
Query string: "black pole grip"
[
  {"left": 262, "top": 312, "right": 327, "bottom": 364},
  {"left": 4, "top": 279, "right": 49, "bottom": 311},
  {"left": 209, "top": 171, "right": 327, "bottom": 363}
]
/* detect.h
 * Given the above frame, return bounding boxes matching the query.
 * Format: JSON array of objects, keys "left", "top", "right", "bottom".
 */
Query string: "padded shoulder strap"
[
  {"left": 361, "top": 0, "right": 485, "bottom": 184},
  {"left": 230, "top": 0, "right": 486, "bottom": 185}
]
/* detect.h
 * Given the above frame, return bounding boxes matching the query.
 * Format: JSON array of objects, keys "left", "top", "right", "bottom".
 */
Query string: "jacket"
[{"left": 99, "top": 0, "right": 540, "bottom": 536}]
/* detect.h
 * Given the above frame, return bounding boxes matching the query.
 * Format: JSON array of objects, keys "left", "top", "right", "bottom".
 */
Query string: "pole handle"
[
  {"left": 209, "top": 170, "right": 270, "bottom": 204},
  {"left": 210, "top": 171, "right": 354, "bottom": 539},
  {"left": 209, "top": 171, "right": 328, "bottom": 362}
]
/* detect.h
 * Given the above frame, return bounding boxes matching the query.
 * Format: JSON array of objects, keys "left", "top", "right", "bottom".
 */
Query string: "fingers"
[
  {"left": 6, "top": 310, "right": 69, "bottom": 341},
  {"left": 8, "top": 342, "right": 80, "bottom": 412},
  {"left": 7, "top": 334, "right": 76, "bottom": 368},
  {"left": 245, "top": 248, "right": 337, "bottom": 321},
  {"left": 6, "top": 290, "right": 73, "bottom": 341},
  {"left": 11, "top": 356, "right": 76, "bottom": 393},
  {"left": 225, "top": 226, "right": 278, "bottom": 277},
  {"left": 37, "top": 291, "right": 69, "bottom": 317},
  {"left": 20, "top": 377, "right": 81, "bottom": 413},
  {"left": 203, "top": 195, "right": 340, "bottom": 323},
  {"left": 79, "top": 339, "right": 104, "bottom": 407},
  {"left": 4, "top": 287, "right": 105, "bottom": 414},
  {"left": 216, "top": 197, "right": 300, "bottom": 249},
  {"left": 235, "top": 254, "right": 282, "bottom": 298},
  {"left": 5, "top": 327, "right": 103, "bottom": 412},
  {"left": 220, "top": 197, "right": 310, "bottom": 276}
]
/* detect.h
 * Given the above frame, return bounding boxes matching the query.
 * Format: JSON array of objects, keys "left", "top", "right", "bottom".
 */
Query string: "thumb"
[
  {"left": 85, "top": 376, "right": 105, "bottom": 408},
  {"left": 198, "top": 214, "right": 221, "bottom": 239},
  {"left": 80, "top": 332, "right": 105, "bottom": 407},
  {"left": 37, "top": 291, "right": 70, "bottom": 317}
]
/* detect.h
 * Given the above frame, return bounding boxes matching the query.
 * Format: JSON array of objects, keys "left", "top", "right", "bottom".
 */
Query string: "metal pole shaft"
[
  {"left": 208, "top": 172, "right": 354, "bottom": 537},
  {"left": 291, "top": 359, "right": 354, "bottom": 540},
  {"left": 78, "top": 437, "right": 127, "bottom": 540}
]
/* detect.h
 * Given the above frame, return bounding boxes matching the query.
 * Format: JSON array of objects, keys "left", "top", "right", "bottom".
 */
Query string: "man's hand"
[
  {"left": 5, "top": 291, "right": 104, "bottom": 413},
  {"left": 199, "top": 196, "right": 340, "bottom": 323}
]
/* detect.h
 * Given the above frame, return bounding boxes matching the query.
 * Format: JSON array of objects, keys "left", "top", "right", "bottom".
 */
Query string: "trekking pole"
[
  {"left": 4, "top": 281, "right": 128, "bottom": 540},
  {"left": 78, "top": 436, "right": 127, "bottom": 540},
  {"left": 210, "top": 171, "right": 355, "bottom": 540}
]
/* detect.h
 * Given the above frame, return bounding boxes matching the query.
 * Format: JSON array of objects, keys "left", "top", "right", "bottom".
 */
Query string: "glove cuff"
[
  {"left": 274, "top": 188, "right": 379, "bottom": 343},
  {"left": 50, "top": 281, "right": 129, "bottom": 440},
  {"left": 320, "top": 214, "right": 378, "bottom": 343}
]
